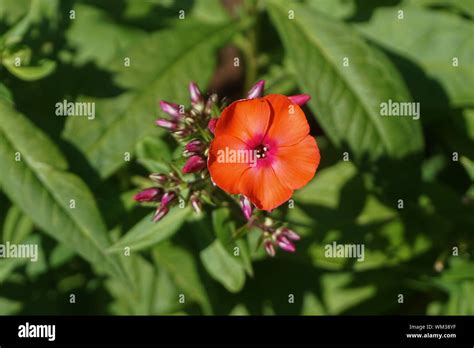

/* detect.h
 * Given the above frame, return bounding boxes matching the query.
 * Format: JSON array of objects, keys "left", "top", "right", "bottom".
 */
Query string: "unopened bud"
[{"left": 247, "top": 80, "right": 265, "bottom": 99}]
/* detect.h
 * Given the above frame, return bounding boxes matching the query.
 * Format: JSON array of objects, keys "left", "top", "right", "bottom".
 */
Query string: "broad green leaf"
[
  {"left": 49, "top": 243, "right": 75, "bottom": 269},
  {"left": 190, "top": 0, "right": 230, "bottom": 23},
  {"left": 289, "top": 161, "right": 430, "bottom": 270},
  {"left": 152, "top": 268, "right": 186, "bottom": 314},
  {"left": 25, "top": 235, "right": 47, "bottom": 278},
  {"left": 288, "top": 161, "right": 363, "bottom": 231},
  {"left": 356, "top": 6, "right": 474, "bottom": 106},
  {"left": 321, "top": 272, "right": 376, "bottom": 314},
  {"left": 65, "top": 4, "right": 145, "bottom": 69},
  {"left": 268, "top": 1, "right": 424, "bottom": 160},
  {"left": 0, "top": 0, "right": 30, "bottom": 25},
  {"left": 305, "top": 0, "right": 356, "bottom": 19},
  {"left": 212, "top": 208, "right": 253, "bottom": 276},
  {"left": 106, "top": 254, "right": 157, "bottom": 315},
  {"left": 195, "top": 213, "right": 247, "bottom": 292},
  {"left": 404, "top": 0, "right": 474, "bottom": 17},
  {"left": 108, "top": 207, "right": 191, "bottom": 253},
  {"left": 0, "top": 83, "right": 12, "bottom": 102},
  {"left": 3, "top": 205, "right": 33, "bottom": 244},
  {"left": 63, "top": 20, "right": 238, "bottom": 178},
  {"left": 428, "top": 258, "right": 474, "bottom": 315},
  {"left": 135, "top": 135, "right": 172, "bottom": 173},
  {"left": 153, "top": 242, "right": 211, "bottom": 314},
  {"left": 0, "top": 207, "right": 35, "bottom": 284},
  {"left": 200, "top": 239, "right": 246, "bottom": 293},
  {"left": 0, "top": 100, "right": 128, "bottom": 283},
  {"left": 1, "top": 0, "right": 60, "bottom": 45},
  {"left": 260, "top": 63, "right": 297, "bottom": 95}
]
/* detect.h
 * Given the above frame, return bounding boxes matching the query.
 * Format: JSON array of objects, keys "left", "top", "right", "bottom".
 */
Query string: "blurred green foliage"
[{"left": 0, "top": 0, "right": 473, "bottom": 315}]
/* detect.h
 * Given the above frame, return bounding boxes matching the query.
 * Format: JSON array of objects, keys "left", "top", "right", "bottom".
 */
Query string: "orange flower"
[{"left": 208, "top": 94, "right": 320, "bottom": 211}]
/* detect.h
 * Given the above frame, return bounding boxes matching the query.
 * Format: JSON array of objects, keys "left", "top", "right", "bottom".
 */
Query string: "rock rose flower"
[{"left": 208, "top": 94, "right": 320, "bottom": 211}]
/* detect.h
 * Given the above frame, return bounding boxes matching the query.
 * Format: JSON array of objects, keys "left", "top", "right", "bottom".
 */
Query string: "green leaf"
[
  {"left": 356, "top": 5, "right": 474, "bottom": 107},
  {"left": 304, "top": 0, "right": 356, "bottom": 19},
  {"left": 199, "top": 239, "right": 246, "bottom": 293},
  {"left": 135, "top": 135, "right": 172, "bottom": 173},
  {"left": 25, "top": 235, "right": 47, "bottom": 278},
  {"left": 190, "top": 0, "right": 230, "bottom": 23},
  {"left": 194, "top": 212, "right": 247, "bottom": 292},
  {"left": 1, "top": 0, "right": 60, "bottom": 46},
  {"left": 268, "top": 1, "right": 424, "bottom": 160},
  {"left": 404, "top": 0, "right": 474, "bottom": 17},
  {"left": 0, "top": 0, "right": 30, "bottom": 25},
  {"left": 65, "top": 4, "right": 145, "bottom": 69},
  {"left": 428, "top": 258, "right": 474, "bottom": 315},
  {"left": 106, "top": 254, "right": 157, "bottom": 315},
  {"left": 108, "top": 207, "right": 191, "bottom": 253},
  {"left": 461, "top": 109, "right": 474, "bottom": 142},
  {"left": 49, "top": 243, "right": 75, "bottom": 269},
  {"left": 3, "top": 58, "right": 56, "bottom": 81},
  {"left": 153, "top": 242, "right": 211, "bottom": 314},
  {"left": 0, "top": 206, "right": 34, "bottom": 284},
  {"left": 0, "top": 297, "right": 22, "bottom": 315},
  {"left": 460, "top": 156, "right": 474, "bottom": 181},
  {"left": 0, "top": 83, "right": 12, "bottom": 103},
  {"left": 63, "top": 20, "right": 238, "bottom": 178},
  {"left": 3, "top": 205, "right": 33, "bottom": 244},
  {"left": 0, "top": 99, "right": 128, "bottom": 284},
  {"left": 321, "top": 272, "right": 376, "bottom": 314},
  {"left": 212, "top": 208, "right": 253, "bottom": 276}
]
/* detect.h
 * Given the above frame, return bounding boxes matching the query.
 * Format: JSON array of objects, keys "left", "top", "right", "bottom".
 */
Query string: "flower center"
[{"left": 255, "top": 144, "right": 270, "bottom": 159}]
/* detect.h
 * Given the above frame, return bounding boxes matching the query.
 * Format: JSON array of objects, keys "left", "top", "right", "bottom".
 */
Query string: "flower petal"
[
  {"left": 272, "top": 135, "right": 320, "bottom": 190},
  {"left": 208, "top": 134, "right": 251, "bottom": 194},
  {"left": 238, "top": 166, "right": 292, "bottom": 211},
  {"left": 215, "top": 98, "right": 270, "bottom": 145},
  {"left": 264, "top": 94, "right": 310, "bottom": 146}
]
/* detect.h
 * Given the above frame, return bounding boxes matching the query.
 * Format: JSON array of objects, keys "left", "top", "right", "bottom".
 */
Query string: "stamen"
[{"left": 255, "top": 144, "right": 269, "bottom": 160}]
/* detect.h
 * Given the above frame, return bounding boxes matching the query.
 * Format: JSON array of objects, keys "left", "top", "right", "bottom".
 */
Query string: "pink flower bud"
[
  {"left": 149, "top": 173, "right": 168, "bottom": 184},
  {"left": 264, "top": 240, "right": 276, "bottom": 257},
  {"left": 159, "top": 101, "right": 182, "bottom": 119},
  {"left": 277, "top": 235, "right": 296, "bottom": 253},
  {"left": 134, "top": 188, "right": 162, "bottom": 202},
  {"left": 156, "top": 118, "right": 177, "bottom": 130},
  {"left": 161, "top": 191, "right": 176, "bottom": 207},
  {"left": 174, "top": 127, "right": 192, "bottom": 138},
  {"left": 288, "top": 94, "right": 311, "bottom": 106},
  {"left": 204, "top": 94, "right": 217, "bottom": 115},
  {"left": 189, "top": 81, "right": 203, "bottom": 106},
  {"left": 190, "top": 194, "right": 202, "bottom": 214},
  {"left": 208, "top": 118, "right": 217, "bottom": 134},
  {"left": 282, "top": 227, "right": 300, "bottom": 241},
  {"left": 153, "top": 205, "right": 169, "bottom": 222},
  {"left": 240, "top": 195, "right": 253, "bottom": 220},
  {"left": 185, "top": 139, "right": 205, "bottom": 153},
  {"left": 182, "top": 155, "right": 206, "bottom": 174},
  {"left": 247, "top": 80, "right": 265, "bottom": 99}
]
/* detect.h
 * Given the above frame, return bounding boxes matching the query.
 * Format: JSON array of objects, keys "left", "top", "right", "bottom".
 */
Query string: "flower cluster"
[{"left": 134, "top": 80, "right": 320, "bottom": 256}]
